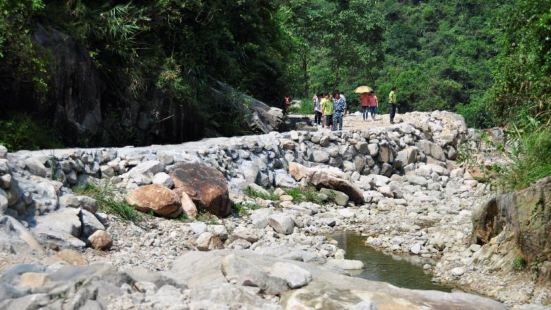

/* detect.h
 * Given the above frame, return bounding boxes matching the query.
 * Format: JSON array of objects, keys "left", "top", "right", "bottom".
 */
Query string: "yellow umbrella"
[{"left": 354, "top": 86, "right": 373, "bottom": 94}]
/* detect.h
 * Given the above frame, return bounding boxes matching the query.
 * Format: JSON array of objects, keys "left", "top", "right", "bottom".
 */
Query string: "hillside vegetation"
[{"left": 0, "top": 0, "right": 549, "bottom": 150}]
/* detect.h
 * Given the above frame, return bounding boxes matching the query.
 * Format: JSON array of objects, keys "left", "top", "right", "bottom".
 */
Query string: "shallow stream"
[{"left": 332, "top": 232, "right": 451, "bottom": 292}]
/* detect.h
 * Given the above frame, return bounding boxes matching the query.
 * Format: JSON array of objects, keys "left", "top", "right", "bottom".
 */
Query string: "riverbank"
[{"left": 0, "top": 111, "right": 548, "bottom": 309}]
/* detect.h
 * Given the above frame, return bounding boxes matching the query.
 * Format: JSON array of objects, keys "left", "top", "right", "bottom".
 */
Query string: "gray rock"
[
  {"left": 319, "top": 135, "right": 330, "bottom": 147},
  {"left": 0, "top": 159, "right": 8, "bottom": 174},
  {"left": 59, "top": 194, "right": 98, "bottom": 213},
  {"left": 99, "top": 165, "right": 115, "bottom": 178},
  {"left": 355, "top": 142, "right": 369, "bottom": 155},
  {"left": 207, "top": 225, "right": 229, "bottom": 241},
  {"left": 250, "top": 208, "right": 273, "bottom": 229},
  {"left": 268, "top": 213, "right": 295, "bottom": 235},
  {"left": 127, "top": 160, "right": 164, "bottom": 180},
  {"left": 451, "top": 267, "right": 465, "bottom": 277},
  {"left": 320, "top": 188, "right": 349, "bottom": 206},
  {"left": 268, "top": 262, "right": 312, "bottom": 289},
  {"left": 34, "top": 207, "right": 81, "bottom": 238},
  {"left": 410, "top": 243, "right": 422, "bottom": 255},
  {"left": 274, "top": 170, "right": 297, "bottom": 187},
  {"left": 0, "top": 189, "right": 7, "bottom": 214},
  {"left": 378, "top": 145, "right": 393, "bottom": 163},
  {"left": 152, "top": 172, "right": 174, "bottom": 188},
  {"left": 81, "top": 209, "right": 105, "bottom": 238},
  {"left": 469, "top": 244, "right": 482, "bottom": 252},
  {"left": 196, "top": 232, "right": 223, "bottom": 251},
  {"left": 327, "top": 258, "right": 364, "bottom": 270},
  {"left": 24, "top": 158, "right": 49, "bottom": 178},
  {"left": 311, "top": 150, "right": 330, "bottom": 163},
  {"left": 231, "top": 227, "right": 261, "bottom": 243},
  {"left": 246, "top": 183, "right": 270, "bottom": 198},
  {"left": 350, "top": 300, "right": 377, "bottom": 310},
  {"left": 189, "top": 222, "right": 207, "bottom": 235},
  {"left": 241, "top": 161, "right": 260, "bottom": 184},
  {"left": 367, "top": 144, "right": 379, "bottom": 157},
  {"left": 0, "top": 145, "right": 7, "bottom": 158},
  {"left": 0, "top": 174, "right": 11, "bottom": 189},
  {"left": 406, "top": 175, "right": 428, "bottom": 186},
  {"left": 416, "top": 140, "right": 446, "bottom": 161},
  {"left": 395, "top": 147, "right": 418, "bottom": 168},
  {"left": 221, "top": 254, "right": 288, "bottom": 295}
]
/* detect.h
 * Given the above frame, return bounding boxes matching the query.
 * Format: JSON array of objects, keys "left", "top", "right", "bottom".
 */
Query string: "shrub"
[
  {"left": 244, "top": 186, "right": 278, "bottom": 201},
  {"left": 498, "top": 125, "right": 551, "bottom": 191},
  {"left": 0, "top": 114, "right": 63, "bottom": 151},
  {"left": 73, "top": 183, "right": 143, "bottom": 224},
  {"left": 512, "top": 256, "right": 527, "bottom": 271},
  {"left": 233, "top": 202, "right": 262, "bottom": 216}
]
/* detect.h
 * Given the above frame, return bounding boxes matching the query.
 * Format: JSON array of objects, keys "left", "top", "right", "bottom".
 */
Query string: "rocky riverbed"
[{"left": 0, "top": 111, "right": 549, "bottom": 309}]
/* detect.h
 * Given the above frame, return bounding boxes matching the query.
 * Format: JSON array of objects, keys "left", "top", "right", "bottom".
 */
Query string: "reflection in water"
[{"left": 332, "top": 232, "right": 451, "bottom": 292}]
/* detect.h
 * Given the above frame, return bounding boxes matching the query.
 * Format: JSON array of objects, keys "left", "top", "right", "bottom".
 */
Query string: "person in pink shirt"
[{"left": 368, "top": 91, "right": 378, "bottom": 121}]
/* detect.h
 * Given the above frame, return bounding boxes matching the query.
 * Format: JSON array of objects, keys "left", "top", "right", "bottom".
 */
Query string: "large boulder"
[
  {"left": 170, "top": 163, "right": 231, "bottom": 217},
  {"left": 288, "top": 162, "right": 364, "bottom": 204},
  {"left": 472, "top": 177, "right": 551, "bottom": 263},
  {"left": 126, "top": 184, "right": 182, "bottom": 218}
]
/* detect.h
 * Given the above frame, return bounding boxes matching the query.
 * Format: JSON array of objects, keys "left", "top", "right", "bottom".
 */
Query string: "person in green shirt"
[
  {"left": 321, "top": 93, "right": 334, "bottom": 129},
  {"left": 388, "top": 87, "right": 397, "bottom": 124}
]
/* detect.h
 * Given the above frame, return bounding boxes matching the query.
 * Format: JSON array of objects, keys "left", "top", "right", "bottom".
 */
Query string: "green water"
[{"left": 332, "top": 232, "right": 451, "bottom": 292}]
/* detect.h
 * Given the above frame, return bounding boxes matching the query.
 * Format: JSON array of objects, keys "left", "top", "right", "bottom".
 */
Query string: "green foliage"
[
  {"left": 285, "top": 186, "right": 324, "bottom": 204},
  {"left": 233, "top": 202, "right": 263, "bottom": 216},
  {"left": 0, "top": 114, "right": 63, "bottom": 150},
  {"left": 489, "top": 0, "right": 551, "bottom": 126},
  {"left": 73, "top": 183, "right": 143, "bottom": 224},
  {"left": 0, "top": 0, "right": 49, "bottom": 102},
  {"left": 282, "top": 0, "right": 500, "bottom": 123},
  {"left": 512, "top": 256, "right": 528, "bottom": 271},
  {"left": 196, "top": 211, "right": 219, "bottom": 225},
  {"left": 244, "top": 187, "right": 278, "bottom": 201},
  {"left": 288, "top": 99, "right": 314, "bottom": 115},
  {"left": 497, "top": 125, "right": 551, "bottom": 191}
]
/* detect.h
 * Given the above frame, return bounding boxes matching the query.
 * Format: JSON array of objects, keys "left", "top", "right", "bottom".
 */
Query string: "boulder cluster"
[{"left": 0, "top": 111, "right": 548, "bottom": 309}]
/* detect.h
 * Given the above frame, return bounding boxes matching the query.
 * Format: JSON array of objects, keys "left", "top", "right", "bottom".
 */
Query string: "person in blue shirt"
[{"left": 332, "top": 90, "right": 346, "bottom": 131}]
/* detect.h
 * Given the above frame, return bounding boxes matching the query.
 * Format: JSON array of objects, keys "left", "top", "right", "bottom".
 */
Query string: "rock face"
[
  {"left": 166, "top": 250, "right": 505, "bottom": 310},
  {"left": 126, "top": 184, "right": 182, "bottom": 218},
  {"left": 171, "top": 163, "right": 231, "bottom": 217},
  {"left": 472, "top": 177, "right": 551, "bottom": 263}
]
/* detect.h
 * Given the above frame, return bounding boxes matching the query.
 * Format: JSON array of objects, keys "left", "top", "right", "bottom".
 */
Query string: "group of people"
[
  {"left": 359, "top": 87, "right": 398, "bottom": 123},
  {"left": 312, "top": 91, "right": 347, "bottom": 131},
  {"left": 311, "top": 87, "right": 398, "bottom": 131}
]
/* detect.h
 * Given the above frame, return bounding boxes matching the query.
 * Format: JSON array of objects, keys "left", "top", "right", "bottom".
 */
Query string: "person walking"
[
  {"left": 360, "top": 92, "right": 370, "bottom": 121},
  {"left": 313, "top": 93, "right": 322, "bottom": 126},
  {"left": 368, "top": 91, "right": 379, "bottom": 121},
  {"left": 321, "top": 93, "right": 334, "bottom": 129},
  {"left": 333, "top": 91, "right": 346, "bottom": 131},
  {"left": 388, "top": 87, "right": 397, "bottom": 124},
  {"left": 340, "top": 91, "right": 347, "bottom": 113}
]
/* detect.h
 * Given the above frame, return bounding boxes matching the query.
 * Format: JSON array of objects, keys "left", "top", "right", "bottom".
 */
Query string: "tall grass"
[
  {"left": 498, "top": 125, "right": 551, "bottom": 191},
  {"left": 73, "top": 183, "right": 143, "bottom": 223}
]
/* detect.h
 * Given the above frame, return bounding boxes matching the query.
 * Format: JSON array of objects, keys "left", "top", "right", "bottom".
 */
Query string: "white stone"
[
  {"left": 410, "top": 243, "right": 422, "bottom": 255},
  {"left": 327, "top": 258, "right": 364, "bottom": 270},
  {"left": 268, "top": 213, "right": 295, "bottom": 235},
  {"left": 268, "top": 262, "right": 312, "bottom": 289},
  {"left": 189, "top": 222, "right": 208, "bottom": 235},
  {"left": 451, "top": 267, "right": 465, "bottom": 277},
  {"left": 152, "top": 172, "right": 174, "bottom": 188}
]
